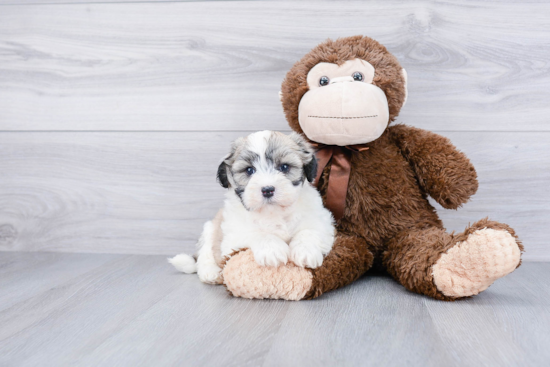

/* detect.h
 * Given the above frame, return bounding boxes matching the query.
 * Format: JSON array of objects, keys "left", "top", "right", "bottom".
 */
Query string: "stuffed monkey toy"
[{"left": 221, "top": 35, "right": 523, "bottom": 301}]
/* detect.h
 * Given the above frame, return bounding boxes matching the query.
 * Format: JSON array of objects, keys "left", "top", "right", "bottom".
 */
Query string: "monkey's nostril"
[{"left": 261, "top": 186, "right": 275, "bottom": 198}]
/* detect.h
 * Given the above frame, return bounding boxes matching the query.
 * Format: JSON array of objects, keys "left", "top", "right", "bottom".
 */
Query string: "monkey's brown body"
[
  {"left": 305, "top": 125, "right": 520, "bottom": 301},
  {"left": 221, "top": 36, "right": 523, "bottom": 300},
  {"left": 332, "top": 127, "right": 444, "bottom": 259}
]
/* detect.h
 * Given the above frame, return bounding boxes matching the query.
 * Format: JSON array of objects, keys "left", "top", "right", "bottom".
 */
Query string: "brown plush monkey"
[{"left": 221, "top": 35, "right": 523, "bottom": 301}]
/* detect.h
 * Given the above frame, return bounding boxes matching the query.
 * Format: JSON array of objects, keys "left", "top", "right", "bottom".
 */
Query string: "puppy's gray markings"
[{"left": 219, "top": 132, "right": 317, "bottom": 202}]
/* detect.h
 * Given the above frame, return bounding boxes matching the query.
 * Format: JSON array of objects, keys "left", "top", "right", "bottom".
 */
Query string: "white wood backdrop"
[{"left": 0, "top": 1, "right": 548, "bottom": 260}]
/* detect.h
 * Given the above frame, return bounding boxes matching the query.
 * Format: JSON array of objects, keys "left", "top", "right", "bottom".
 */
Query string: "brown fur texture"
[
  {"left": 390, "top": 125, "right": 479, "bottom": 209},
  {"left": 221, "top": 35, "right": 523, "bottom": 301},
  {"left": 383, "top": 218, "right": 523, "bottom": 301},
  {"left": 304, "top": 234, "right": 374, "bottom": 300},
  {"left": 301, "top": 125, "right": 488, "bottom": 299}
]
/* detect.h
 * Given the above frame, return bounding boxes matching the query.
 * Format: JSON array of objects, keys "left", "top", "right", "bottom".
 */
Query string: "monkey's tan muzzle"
[{"left": 298, "top": 80, "right": 389, "bottom": 146}]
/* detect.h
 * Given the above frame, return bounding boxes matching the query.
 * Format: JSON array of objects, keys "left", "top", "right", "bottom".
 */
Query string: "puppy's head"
[{"left": 217, "top": 131, "right": 317, "bottom": 211}]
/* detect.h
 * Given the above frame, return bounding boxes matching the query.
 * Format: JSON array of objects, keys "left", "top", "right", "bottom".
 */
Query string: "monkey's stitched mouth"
[{"left": 308, "top": 115, "right": 378, "bottom": 119}]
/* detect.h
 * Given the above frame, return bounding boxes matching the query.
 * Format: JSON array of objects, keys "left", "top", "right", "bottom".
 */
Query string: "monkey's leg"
[
  {"left": 222, "top": 234, "right": 374, "bottom": 300},
  {"left": 303, "top": 234, "right": 374, "bottom": 299},
  {"left": 383, "top": 219, "right": 523, "bottom": 300}
]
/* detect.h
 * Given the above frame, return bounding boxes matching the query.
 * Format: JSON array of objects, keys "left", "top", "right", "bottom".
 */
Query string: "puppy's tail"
[{"left": 168, "top": 254, "right": 197, "bottom": 274}]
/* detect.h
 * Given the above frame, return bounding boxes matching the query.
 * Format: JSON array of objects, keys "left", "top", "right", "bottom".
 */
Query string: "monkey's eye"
[
  {"left": 352, "top": 72, "right": 363, "bottom": 81},
  {"left": 246, "top": 167, "right": 256, "bottom": 175},
  {"left": 279, "top": 164, "right": 290, "bottom": 173},
  {"left": 319, "top": 76, "right": 330, "bottom": 86}
]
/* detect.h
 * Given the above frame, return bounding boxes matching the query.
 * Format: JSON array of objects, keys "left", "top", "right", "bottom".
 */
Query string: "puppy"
[{"left": 169, "top": 130, "right": 335, "bottom": 284}]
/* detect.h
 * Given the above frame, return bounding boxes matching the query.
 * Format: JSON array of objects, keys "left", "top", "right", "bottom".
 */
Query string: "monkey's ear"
[
  {"left": 217, "top": 161, "right": 230, "bottom": 188},
  {"left": 304, "top": 156, "right": 318, "bottom": 183},
  {"left": 278, "top": 90, "right": 283, "bottom": 102},
  {"left": 401, "top": 68, "right": 408, "bottom": 107}
]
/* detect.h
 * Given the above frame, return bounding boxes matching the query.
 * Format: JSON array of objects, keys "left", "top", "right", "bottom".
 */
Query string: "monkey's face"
[
  {"left": 281, "top": 36, "right": 408, "bottom": 145},
  {"left": 298, "top": 58, "right": 401, "bottom": 146}
]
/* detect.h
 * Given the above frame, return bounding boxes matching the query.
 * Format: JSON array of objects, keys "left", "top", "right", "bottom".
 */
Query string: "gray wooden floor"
[{"left": 0, "top": 252, "right": 548, "bottom": 367}]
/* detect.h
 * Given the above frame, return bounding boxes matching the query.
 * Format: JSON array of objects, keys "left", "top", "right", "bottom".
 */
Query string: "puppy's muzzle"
[{"left": 261, "top": 186, "right": 275, "bottom": 198}]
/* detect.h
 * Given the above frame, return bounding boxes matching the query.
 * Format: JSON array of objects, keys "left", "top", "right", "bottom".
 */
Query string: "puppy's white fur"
[{"left": 169, "top": 130, "right": 335, "bottom": 284}]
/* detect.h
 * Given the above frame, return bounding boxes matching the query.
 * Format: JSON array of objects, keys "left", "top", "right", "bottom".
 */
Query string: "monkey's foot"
[
  {"left": 223, "top": 249, "right": 312, "bottom": 301},
  {"left": 432, "top": 228, "right": 521, "bottom": 298}
]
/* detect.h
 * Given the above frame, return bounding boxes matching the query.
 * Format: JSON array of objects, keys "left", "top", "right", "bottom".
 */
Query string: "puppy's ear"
[
  {"left": 216, "top": 137, "right": 244, "bottom": 188},
  {"left": 304, "top": 156, "right": 318, "bottom": 183},
  {"left": 217, "top": 161, "right": 230, "bottom": 188},
  {"left": 289, "top": 132, "right": 317, "bottom": 183},
  {"left": 289, "top": 132, "right": 314, "bottom": 155}
]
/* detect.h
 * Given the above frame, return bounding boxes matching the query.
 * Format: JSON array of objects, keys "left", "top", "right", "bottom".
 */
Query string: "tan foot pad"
[
  {"left": 432, "top": 228, "right": 521, "bottom": 298},
  {"left": 223, "top": 249, "right": 312, "bottom": 301}
]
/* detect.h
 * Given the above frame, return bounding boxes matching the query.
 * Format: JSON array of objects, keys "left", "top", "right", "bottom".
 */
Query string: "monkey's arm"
[
  {"left": 222, "top": 233, "right": 374, "bottom": 300},
  {"left": 389, "top": 124, "right": 478, "bottom": 209}
]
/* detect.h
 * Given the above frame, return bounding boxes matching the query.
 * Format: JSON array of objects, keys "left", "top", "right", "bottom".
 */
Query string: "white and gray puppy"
[{"left": 169, "top": 130, "right": 335, "bottom": 284}]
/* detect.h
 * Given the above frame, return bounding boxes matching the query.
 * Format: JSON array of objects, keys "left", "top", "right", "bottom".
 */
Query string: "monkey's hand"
[{"left": 390, "top": 124, "right": 478, "bottom": 209}]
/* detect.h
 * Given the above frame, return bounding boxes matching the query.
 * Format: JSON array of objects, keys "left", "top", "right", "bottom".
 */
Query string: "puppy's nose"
[{"left": 261, "top": 186, "right": 275, "bottom": 198}]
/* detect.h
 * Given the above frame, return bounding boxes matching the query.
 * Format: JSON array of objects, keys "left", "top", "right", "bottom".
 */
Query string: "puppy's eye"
[
  {"left": 246, "top": 167, "right": 255, "bottom": 175},
  {"left": 319, "top": 76, "right": 330, "bottom": 86},
  {"left": 279, "top": 164, "right": 290, "bottom": 173},
  {"left": 352, "top": 72, "right": 363, "bottom": 81}
]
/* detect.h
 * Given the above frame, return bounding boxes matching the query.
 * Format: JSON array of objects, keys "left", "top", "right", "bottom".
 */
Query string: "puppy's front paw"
[
  {"left": 290, "top": 239, "right": 324, "bottom": 269},
  {"left": 251, "top": 236, "right": 289, "bottom": 267}
]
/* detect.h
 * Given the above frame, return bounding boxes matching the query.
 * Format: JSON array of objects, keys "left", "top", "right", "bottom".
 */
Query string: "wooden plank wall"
[{"left": 0, "top": 1, "right": 548, "bottom": 260}]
